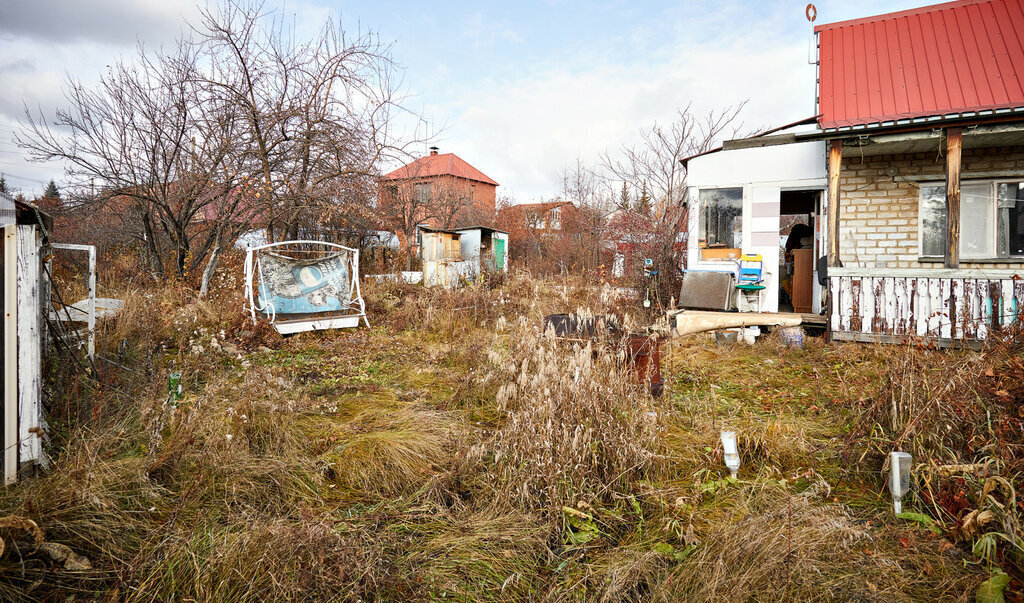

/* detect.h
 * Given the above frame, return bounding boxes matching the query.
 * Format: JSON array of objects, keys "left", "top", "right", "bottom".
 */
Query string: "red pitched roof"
[
  {"left": 815, "top": 0, "right": 1024, "bottom": 130},
  {"left": 382, "top": 153, "right": 499, "bottom": 186}
]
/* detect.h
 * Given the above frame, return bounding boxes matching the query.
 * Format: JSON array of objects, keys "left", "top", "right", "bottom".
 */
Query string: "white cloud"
[
  {"left": 428, "top": 20, "right": 817, "bottom": 201},
  {"left": 0, "top": 0, "right": 200, "bottom": 45}
]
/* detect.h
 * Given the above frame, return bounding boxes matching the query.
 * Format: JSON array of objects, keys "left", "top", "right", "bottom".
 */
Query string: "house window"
[
  {"left": 414, "top": 182, "right": 431, "bottom": 204},
  {"left": 549, "top": 207, "right": 562, "bottom": 230},
  {"left": 470, "top": 185, "right": 475, "bottom": 201},
  {"left": 526, "top": 211, "right": 544, "bottom": 229},
  {"left": 698, "top": 188, "right": 743, "bottom": 248},
  {"left": 919, "top": 181, "right": 1024, "bottom": 259}
]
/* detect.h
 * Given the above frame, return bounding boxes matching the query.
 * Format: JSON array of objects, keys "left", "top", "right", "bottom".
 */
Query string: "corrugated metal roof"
[
  {"left": 815, "top": 0, "right": 1024, "bottom": 131},
  {"left": 382, "top": 153, "right": 499, "bottom": 186}
]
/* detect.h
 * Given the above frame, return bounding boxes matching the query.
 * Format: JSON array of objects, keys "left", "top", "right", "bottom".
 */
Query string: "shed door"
[{"left": 494, "top": 238, "right": 505, "bottom": 271}]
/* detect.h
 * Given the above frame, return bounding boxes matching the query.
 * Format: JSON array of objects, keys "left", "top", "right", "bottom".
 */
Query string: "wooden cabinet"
[{"left": 792, "top": 248, "right": 814, "bottom": 314}]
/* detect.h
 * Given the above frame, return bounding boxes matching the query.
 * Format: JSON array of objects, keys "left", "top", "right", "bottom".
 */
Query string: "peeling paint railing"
[{"left": 829, "top": 267, "right": 1024, "bottom": 343}]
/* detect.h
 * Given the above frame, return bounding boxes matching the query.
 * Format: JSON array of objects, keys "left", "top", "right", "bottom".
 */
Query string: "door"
[{"left": 494, "top": 237, "right": 506, "bottom": 272}]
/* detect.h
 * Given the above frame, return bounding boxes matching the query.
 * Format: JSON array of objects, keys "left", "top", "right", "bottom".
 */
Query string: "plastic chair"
[{"left": 735, "top": 254, "right": 767, "bottom": 312}]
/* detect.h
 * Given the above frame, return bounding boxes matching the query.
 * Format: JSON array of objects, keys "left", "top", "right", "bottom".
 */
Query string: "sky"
[{"left": 0, "top": 0, "right": 931, "bottom": 202}]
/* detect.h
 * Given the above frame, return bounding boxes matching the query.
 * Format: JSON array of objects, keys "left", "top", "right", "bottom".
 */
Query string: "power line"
[{"left": 3, "top": 173, "right": 48, "bottom": 185}]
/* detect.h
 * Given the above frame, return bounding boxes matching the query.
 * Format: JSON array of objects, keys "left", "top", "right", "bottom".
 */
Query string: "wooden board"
[
  {"left": 16, "top": 226, "right": 42, "bottom": 467},
  {"left": 2, "top": 226, "right": 18, "bottom": 484},
  {"left": 669, "top": 310, "right": 802, "bottom": 337},
  {"left": 791, "top": 249, "right": 814, "bottom": 313}
]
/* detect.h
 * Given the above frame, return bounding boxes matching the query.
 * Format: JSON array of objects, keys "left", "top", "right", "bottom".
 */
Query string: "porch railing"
[{"left": 828, "top": 266, "right": 1024, "bottom": 343}]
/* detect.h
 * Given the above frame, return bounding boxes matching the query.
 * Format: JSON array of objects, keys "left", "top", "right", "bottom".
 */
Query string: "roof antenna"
[{"left": 806, "top": 3, "right": 818, "bottom": 65}]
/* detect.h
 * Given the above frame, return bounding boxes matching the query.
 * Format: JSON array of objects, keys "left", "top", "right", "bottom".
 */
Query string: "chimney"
[{"left": 429, "top": 146, "right": 439, "bottom": 156}]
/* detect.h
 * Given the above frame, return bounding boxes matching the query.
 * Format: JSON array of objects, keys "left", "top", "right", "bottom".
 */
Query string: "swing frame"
[{"left": 243, "top": 240, "right": 369, "bottom": 334}]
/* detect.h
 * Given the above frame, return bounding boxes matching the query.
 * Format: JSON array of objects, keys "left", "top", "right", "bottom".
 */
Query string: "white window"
[
  {"left": 698, "top": 188, "right": 743, "bottom": 248},
  {"left": 549, "top": 207, "right": 562, "bottom": 230},
  {"left": 919, "top": 180, "right": 1024, "bottom": 259}
]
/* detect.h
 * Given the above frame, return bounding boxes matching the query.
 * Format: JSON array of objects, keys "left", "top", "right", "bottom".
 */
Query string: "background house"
[
  {"left": 495, "top": 200, "right": 604, "bottom": 274},
  {"left": 378, "top": 148, "right": 499, "bottom": 251},
  {"left": 497, "top": 200, "right": 576, "bottom": 235}
]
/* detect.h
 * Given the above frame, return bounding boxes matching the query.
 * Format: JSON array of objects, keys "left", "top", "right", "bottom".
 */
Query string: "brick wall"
[
  {"left": 377, "top": 174, "right": 497, "bottom": 229},
  {"left": 838, "top": 145, "right": 1024, "bottom": 269}
]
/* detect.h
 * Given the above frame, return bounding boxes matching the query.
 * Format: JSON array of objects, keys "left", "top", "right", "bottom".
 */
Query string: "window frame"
[
  {"left": 697, "top": 187, "right": 744, "bottom": 250},
  {"left": 413, "top": 181, "right": 431, "bottom": 204},
  {"left": 918, "top": 179, "right": 1024, "bottom": 260},
  {"left": 549, "top": 206, "right": 562, "bottom": 230}
]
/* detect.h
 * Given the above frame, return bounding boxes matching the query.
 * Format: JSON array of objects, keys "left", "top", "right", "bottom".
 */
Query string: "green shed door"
[{"left": 494, "top": 237, "right": 505, "bottom": 271}]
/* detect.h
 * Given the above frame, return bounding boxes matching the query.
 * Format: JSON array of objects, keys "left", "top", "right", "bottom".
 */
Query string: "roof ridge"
[{"left": 381, "top": 152, "right": 499, "bottom": 186}]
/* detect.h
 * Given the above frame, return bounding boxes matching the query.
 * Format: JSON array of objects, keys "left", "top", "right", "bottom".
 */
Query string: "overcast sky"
[{"left": 0, "top": 0, "right": 927, "bottom": 201}]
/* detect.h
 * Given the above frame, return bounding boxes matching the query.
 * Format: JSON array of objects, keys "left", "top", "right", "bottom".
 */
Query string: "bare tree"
[
  {"left": 192, "top": 0, "right": 420, "bottom": 287},
  {"left": 559, "top": 156, "right": 611, "bottom": 272},
  {"left": 19, "top": 0, "right": 421, "bottom": 292},
  {"left": 601, "top": 103, "right": 747, "bottom": 298},
  {"left": 602, "top": 103, "right": 746, "bottom": 217},
  {"left": 432, "top": 180, "right": 477, "bottom": 230},
  {"left": 20, "top": 38, "right": 239, "bottom": 280}
]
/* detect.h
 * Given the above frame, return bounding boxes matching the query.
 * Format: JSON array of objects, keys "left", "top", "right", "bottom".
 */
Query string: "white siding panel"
[{"left": 16, "top": 226, "right": 42, "bottom": 466}]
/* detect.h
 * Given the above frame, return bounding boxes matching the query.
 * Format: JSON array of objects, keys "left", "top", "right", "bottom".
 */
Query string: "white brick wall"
[{"left": 838, "top": 146, "right": 1024, "bottom": 268}]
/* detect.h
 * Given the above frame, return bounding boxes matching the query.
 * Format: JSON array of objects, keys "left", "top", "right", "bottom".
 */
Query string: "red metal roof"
[
  {"left": 382, "top": 153, "right": 499, "bottom": 186},
  {"left": 815, "top": 0, "right": 1024, "bottom": 130}
]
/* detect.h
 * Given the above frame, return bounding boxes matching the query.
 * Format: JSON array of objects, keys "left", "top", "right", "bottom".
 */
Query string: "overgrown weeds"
[
  {"left": 845, "top": 332, "right": 1024, "bottom": 584},
  {"left": 0, "top": 268, "right": 1005, "bottom": 599},
  {"left": 472, "top": 318, "right": 664, "bottom": 512}
]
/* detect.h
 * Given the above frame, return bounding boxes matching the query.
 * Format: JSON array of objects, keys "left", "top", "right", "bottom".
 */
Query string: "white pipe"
[{"left": 87, "top": 246, "right": 96, "bottom": 360}]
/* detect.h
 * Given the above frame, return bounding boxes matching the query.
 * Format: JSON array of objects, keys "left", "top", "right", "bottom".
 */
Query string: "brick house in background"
[
  {"left": 378, "top": 148, "right": 499, "bottom": 231},
  {"left": 496, "top": 200, "right": 603, "bottom": 272},
  {"left": 496, "top": 200, "right": 577, "bottom": 236}
]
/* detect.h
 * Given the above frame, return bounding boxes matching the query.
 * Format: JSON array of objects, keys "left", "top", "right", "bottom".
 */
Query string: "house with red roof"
[
  {"left": 378, "top": 148, "right": 499, "bottom": 237},
  {"left": 681, "top": 0, "right": 1024, "bottom": 344}
]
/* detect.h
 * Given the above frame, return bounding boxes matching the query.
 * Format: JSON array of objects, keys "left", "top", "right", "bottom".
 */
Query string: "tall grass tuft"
[{"left": 476, "top": 319, "right": 664, "bottom": 512}]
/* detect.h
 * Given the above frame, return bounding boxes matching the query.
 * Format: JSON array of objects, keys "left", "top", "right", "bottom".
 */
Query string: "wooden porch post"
[
  {"left": 945, "top": 127, "right": 962, "bottom": 269},
  {"left": 827, "top": 139, "right": 843, "bottom": 267}
]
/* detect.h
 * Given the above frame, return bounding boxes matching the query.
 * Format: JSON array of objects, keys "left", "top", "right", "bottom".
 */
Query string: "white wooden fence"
[{"left": 829, "top": 267, "right": 1024, "bottom": 344}]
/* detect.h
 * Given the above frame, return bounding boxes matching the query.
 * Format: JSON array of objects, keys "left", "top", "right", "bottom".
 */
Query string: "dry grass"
[
  {"left": 474, "top": 318, "right": 664, "bottom": 512},
  {"left": 0, "top": 264, "right": 1003, "bottom": 600},
  {"left": 661, "top": 483, "right": 982, "bottom": 601}
]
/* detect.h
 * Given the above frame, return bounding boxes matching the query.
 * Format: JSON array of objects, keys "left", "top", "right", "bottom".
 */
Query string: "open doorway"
[{"left": 778, "top": 190, "right": 820, "bottom": 314}]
